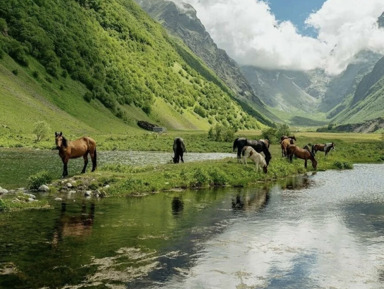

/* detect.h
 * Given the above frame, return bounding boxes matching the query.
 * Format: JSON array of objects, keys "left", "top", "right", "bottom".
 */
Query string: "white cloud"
[{"left": 172, "top": 0, "right": 384, "bottom": 75}]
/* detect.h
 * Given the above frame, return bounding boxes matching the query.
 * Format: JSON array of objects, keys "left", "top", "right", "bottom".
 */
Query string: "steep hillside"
[
  {"left": 0, "top": 0, "right": 263, "bottom": 136},
  {"left": 320, "top": 51, "right": 382, "bottom": 112},
  {"left": 328, "top": 14, "right": 384, "bottom": 126},
  {"left": 331, "top": 57, "right": 384, "bottom": 124},
  {"left": 134, "top": 0, "right": 276, "bottom": 126}
]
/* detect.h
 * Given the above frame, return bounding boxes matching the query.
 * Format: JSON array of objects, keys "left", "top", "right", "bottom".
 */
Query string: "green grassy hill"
[{"left": 0, "top": 0, "right": 265, "bottom": 140}]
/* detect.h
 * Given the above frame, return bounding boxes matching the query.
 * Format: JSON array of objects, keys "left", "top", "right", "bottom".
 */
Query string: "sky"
[{"left": 172, "top": 0, "right": 384, "bottom": 75}]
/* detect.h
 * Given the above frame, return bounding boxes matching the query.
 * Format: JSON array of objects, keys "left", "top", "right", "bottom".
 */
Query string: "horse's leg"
[
  {"left": 304, "top": 159, "right": 308, "bottom": 168},
  {"left": 90, "top": 149, "right": 97, "bottom": 172},
  {"left": 81, "top": 153, "right": 89, "bottom": 174},
  {"left": 62, "top": 159, "right": 68, "bottom": 178},
  {"left": 180, "top": 152, "right": 184, "bottom": 163},
  {"left": 237, "top": 146, "right": 242, "bottom": 161}
]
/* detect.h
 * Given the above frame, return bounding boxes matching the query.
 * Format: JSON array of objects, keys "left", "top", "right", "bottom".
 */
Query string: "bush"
[
  {"left": 208, "top": 124, "right": 236, "bottom": 142},
  {"left": 33, "top": 121, "right": 50, "bottom": 142},
  {"left": 261, "top": 124, "right": 291, "bottom": 143},
  {"left": 28, "top": 171, "right": 52, "bottom": 190},
  {"left": 192, "top": 168, "right": 210, "bottom": 186}
]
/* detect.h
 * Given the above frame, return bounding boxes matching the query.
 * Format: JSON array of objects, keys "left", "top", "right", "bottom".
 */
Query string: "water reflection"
[
  {"left": 52, "top": 202, "right": 95, "bottom": 247},
  {"left": 1, "top": 164, "right": 384, "bottom": 289},
  {"left": 232, "top": 188, "right": 270, "bottom": 212},
  {"left": 171, "top": 197, "right": 184, "bottom": 216}
]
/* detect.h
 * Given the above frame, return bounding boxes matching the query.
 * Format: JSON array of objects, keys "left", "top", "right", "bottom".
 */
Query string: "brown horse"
[
  {"left": 280, "top": 135, "right": 296, "bottom": 143},
  {"left": 55, "top": 132, "right": 97, "bottom": 178},
  {"left": 281, "top": 138, "right": 295, "bottom": 157},
  {"left": 312, "top": 142, "right": 335, "bottom": 156},
  {"left": 287, "top": 144, "right": 317, "bottom": 169}
]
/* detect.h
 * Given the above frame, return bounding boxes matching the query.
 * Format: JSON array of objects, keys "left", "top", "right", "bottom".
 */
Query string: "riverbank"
[{"left": 1, "top": 133, "right": 383, "bottom": 211}]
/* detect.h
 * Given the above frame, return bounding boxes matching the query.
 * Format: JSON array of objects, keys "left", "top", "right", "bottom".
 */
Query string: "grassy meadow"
[{"left": 0, "top": 129, "right": 383, "bottom": 211}]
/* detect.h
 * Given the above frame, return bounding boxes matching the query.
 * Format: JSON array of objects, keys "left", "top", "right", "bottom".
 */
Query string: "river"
[{"left": 0, "top": 163, "right": 384, "bottom": 288}]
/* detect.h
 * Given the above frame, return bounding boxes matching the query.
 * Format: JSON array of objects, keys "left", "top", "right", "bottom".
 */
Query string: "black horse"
[
  {"left": 173, "top": 137, "right": 186, "bottom": 163},
  {"left": 233, "top": 137, "right": 272, "bottom": 165}
]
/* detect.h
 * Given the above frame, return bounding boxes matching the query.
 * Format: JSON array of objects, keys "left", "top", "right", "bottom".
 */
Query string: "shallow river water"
[{"left": 0, "top": 163, "right": 384, "bottom": 289}]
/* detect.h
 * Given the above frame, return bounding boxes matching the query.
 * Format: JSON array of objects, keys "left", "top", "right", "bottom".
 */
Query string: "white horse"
[{"left": 241, "top": 146, "right": 268, "bottom": 173}]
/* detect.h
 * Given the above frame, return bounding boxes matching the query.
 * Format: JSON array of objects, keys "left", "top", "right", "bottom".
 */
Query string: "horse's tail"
[{"left": 233, "top": 138, "right": 238, "bottom": 152}]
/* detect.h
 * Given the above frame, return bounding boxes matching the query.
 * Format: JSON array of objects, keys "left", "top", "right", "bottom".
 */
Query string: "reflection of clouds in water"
[
  {"left": 167, "top": 218, "right": 376, "bottom": 289},
  {"left": 162, "top": 164, "right": 384, "bottom": 289}
]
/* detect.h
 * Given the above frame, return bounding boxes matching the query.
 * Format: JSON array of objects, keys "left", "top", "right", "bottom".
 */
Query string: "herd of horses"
[{"left": 54, "top": 132, "right": 335, "bottom": 178}]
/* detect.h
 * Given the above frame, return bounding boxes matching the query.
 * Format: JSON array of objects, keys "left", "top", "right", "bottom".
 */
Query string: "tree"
[{"left": 33, "top": 121, "right": 50, "bottom": 142}]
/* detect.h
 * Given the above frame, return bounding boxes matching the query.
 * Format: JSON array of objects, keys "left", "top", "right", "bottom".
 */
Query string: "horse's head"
[
  {"left": 312, "top": 159, "right": 318, "bottom": 170},
  {"left": 55, "top": 132, "right": 66, "bottom": 149},
  {"left": 263, "top": 165, "right": 268, "bottom": 174},
  {"left": 173, "top": 156, "right": 179, "bottom": 164}
]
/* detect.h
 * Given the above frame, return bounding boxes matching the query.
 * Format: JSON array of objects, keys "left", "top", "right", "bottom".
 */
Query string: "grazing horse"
[
  {"left": 259, "top": 139, "right": 270, "bottom": 148},
  {"left": 55, "top": 132, "right": 97, "bottom": 178},
  {"left": 280, "top": 138, "right": 295, "bottom": 157},
  {"left": 173, "top": 137, "right": 186, "bottom": 163},
  {"left": 241, "top": 146, "right": 268, "bottom": 173},
  {"left": 312, "top": 142, "right": 335, "bottom": 156},
  {"left": 287, "top": 144, "right": 317, "bottom": 169},
  {"left": 233, "top": 137, "right": 272, "bottom": 165},
  {"left": 280, "top": 135, "right": 296, "bottom": 143}
]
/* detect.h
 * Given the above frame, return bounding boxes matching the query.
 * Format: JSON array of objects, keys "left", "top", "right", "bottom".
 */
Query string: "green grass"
[
  {"left": 88, "top": 132, "right": 384, "bottom": 197},
  {"left": 0, "top": 130, "right": 383, "bottom": 211}
]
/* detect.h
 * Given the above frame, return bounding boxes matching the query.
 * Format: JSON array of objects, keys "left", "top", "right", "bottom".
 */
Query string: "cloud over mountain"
[{"left": 173, "top": 0, "right": 384, "bottom": 75}]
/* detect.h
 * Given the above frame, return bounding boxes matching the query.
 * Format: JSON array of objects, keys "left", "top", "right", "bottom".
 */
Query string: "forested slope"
[{"left": 0, "top": 0, "right": 263, "bottom": 135}]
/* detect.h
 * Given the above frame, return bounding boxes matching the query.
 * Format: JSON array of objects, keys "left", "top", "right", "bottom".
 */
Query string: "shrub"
[
  {"left": 192, "top": 168, "right": 210, "bottom": 186},
  {"left": 33, "top": 121, "right": 50, "bottom": 142},
  {"left": 262, "top": 124, "right": 291, "bottom": 143},
  {"left": 28, "top": 171, "right": 52, "bottom": 190},
  {"left": 208, "top": 124, "right": 236, "bottom": 142}
]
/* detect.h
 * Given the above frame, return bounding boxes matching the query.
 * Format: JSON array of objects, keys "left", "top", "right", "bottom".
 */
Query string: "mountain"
[
  {"left": 0, "top": 0, "right": 264, "bottom": 135},
  {"left": 320, "top": 51, "right": 382, "bottom": 113},
  {"left": 327, "top": 12, "right": 384, "bottom": 126},
  {"left": 330, "top": 55, "right": 384, "bottom": 124},
  {"left": 134, "top": 0, "right": 276, "bottom": 126},
  {"left": 240, "top": 67, "right": 326, "bottom": 113}
]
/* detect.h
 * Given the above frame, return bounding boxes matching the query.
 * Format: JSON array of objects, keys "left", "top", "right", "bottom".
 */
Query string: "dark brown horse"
[
  {"left": 55, "top": 132, "right": 97, "bottom": 178},
  {"left": 287, "top": 144, "right": 317, "bottom": 169},
  {"left": 173, "top": 137, "right": 186, "bottom": 163},
  {"left": 312, "top": 142, "right": 335, "bottom": 156}
]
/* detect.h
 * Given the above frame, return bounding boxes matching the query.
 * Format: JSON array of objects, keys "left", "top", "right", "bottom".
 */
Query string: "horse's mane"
[
  {"left": 62, "top": 136, "right": 68, "bottom": 148},
  {"left": 303, "top": 145, "right": 315, "bottom": 158},
  {"left": 233, "top": 137, "right": 247, "bottom": 151}
]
